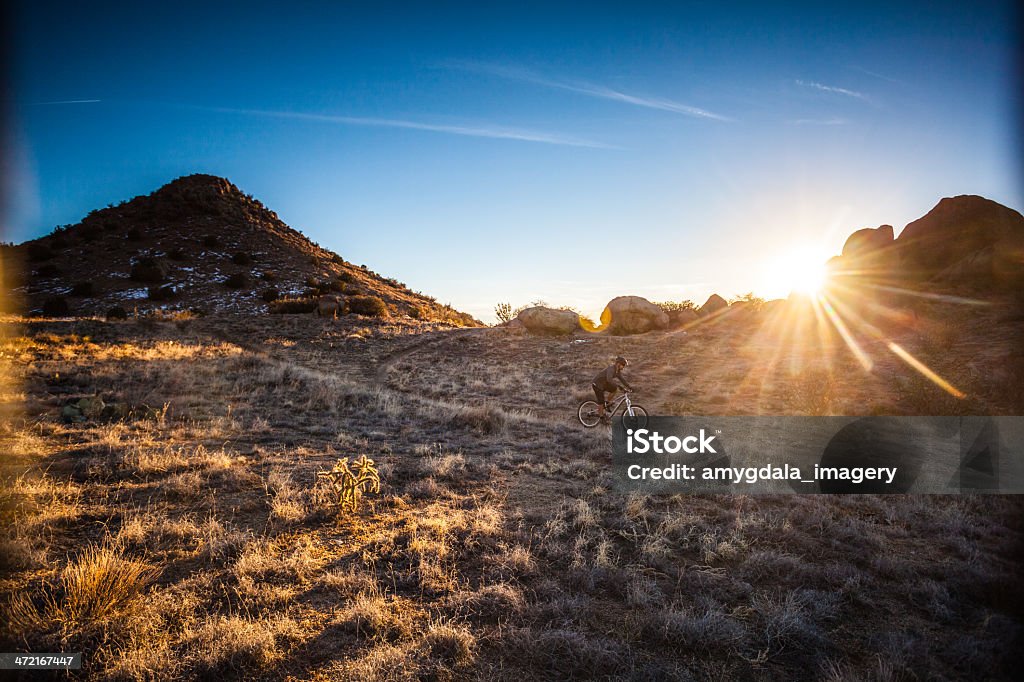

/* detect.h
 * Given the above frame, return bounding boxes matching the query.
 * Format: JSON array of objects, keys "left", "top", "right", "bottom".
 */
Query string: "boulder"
[
  {"left": 61, "top": 403, "right": 84, "bottom": 423},
  {"left": 667, "top": 308, "right": 699, "bottom": 328},
  {"left": 599, "top": 296, "right": 670, "bottom": 335},
  {"left": 698, "top": 294, "right": 728, "bottom": 317},
  {"left": 77, "top": 395, "right": 105, "bottom": 419},
  {"left": 842, "top": 225, "right": 894, "bottom": 258},
  {"left": 515, "top": 306, "right": 580, "bottom": 335}
]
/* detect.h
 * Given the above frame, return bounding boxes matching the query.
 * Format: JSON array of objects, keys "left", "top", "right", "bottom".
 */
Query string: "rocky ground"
[{"left": 1, "top": 300, "right": 1022, "bottom": 680}]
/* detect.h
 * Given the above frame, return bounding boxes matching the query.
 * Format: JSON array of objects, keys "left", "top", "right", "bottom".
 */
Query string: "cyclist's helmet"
[{"left": 615, "top": 356, "right": 628, "bottom": 366}]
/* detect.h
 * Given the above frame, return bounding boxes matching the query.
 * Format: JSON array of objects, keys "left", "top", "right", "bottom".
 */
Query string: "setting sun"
[{"left": 761, "top": 246, "right": 830, "bottom": 298}]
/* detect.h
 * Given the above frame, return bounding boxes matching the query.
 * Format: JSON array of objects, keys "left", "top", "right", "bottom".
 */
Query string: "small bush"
[
  {"left": 106, "top": 306, "right": 129, "bottom": 320},
  {"left": 223, "top": 272, "right": 248, "bottom": 289},
  {"left": 260, "top": 271, "right": 277, "bottom": 282},
  {"left": 202, "top": 235, "right": 221, "bottom": 248},
  {"left": 260, "top": 288, "right": 280, "bottom": 303},
  {"left": 269, "top": 297, "right": 317, "bottom": 314},
  {"left": 349, "top": 295, "right": 388, "bottom": 317},
  {"left": 337, "top": 271, "right": 357, "bottom": 284},
  {"left": 148, "top": 285, "right": 177, "bottom": 301},
  {"left": 42, "top": 297, "right": 70, "bottom": 316},
  {"left": 70, "top": 281, "right": 95, "bottom": 297},
  {"left": 34, "top": 263, "right": 61, "bottom": 278},
  {"left": 27, "top": 243, "right": 55, "bottom": 261},
  {"left": 126, "top": 227, "right": 143, "bottom": 241},
  {"left": 130, "top": 256, "right": 168, "bottom": 283},
  {"left": 8, "top": 542, "right": 156, "bottom": 639},
  {"left": 168, "top": 247, "right": 187, "bottom": 261},
  {"left": 231, "top": 251, "right": 252, "bottom": 265}
]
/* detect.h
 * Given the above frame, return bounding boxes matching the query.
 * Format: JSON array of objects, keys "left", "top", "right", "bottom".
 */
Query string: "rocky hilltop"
[
  {"left": 827, "top": 195, "right": 1024, "bottom": 294},
  {"left": 3, "top": 174, "right": 478, "bottom": 325}
]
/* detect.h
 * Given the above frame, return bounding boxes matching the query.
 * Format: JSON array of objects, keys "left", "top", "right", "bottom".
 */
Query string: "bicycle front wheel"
[
  {"left": 621, "top": 405, "right": 648, "bottom": 430},
  {"left": 578, "top": 401, "right": 602, "bottom": 428}
]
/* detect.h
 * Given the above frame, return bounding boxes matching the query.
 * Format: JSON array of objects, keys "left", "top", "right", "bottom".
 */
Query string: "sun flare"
[{"left": 761, "top": 247, "right": 830, "bottom": 298}]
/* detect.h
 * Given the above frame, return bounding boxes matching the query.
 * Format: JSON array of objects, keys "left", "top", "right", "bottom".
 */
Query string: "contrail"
[
  {"left": 445, "top": 61, "right": 732, "bottom": 121},
  {"left": 26, "top": 99, "right": 101, "bottom": 105},
  {"left": 795, "top": 80, "right": 869, "bottom": 101},
  {"left": 198, "top": 105, "right": 614, "bottom": 148}
]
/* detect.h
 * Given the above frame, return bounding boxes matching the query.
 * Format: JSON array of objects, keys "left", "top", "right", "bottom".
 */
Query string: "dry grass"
[
  {"left": 6, "top": 541, "right": 157, "bottom": 641},
  {"left": 0, "top": 309, "right": 1021, "bottom": 680}
]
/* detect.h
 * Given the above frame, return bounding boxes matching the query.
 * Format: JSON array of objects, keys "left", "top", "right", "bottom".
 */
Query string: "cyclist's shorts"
[{"left": 593, "top": 383, "right": 616, "bottom": 403}]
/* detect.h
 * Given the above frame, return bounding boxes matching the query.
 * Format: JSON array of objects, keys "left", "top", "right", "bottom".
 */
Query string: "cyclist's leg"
[{"left": 593, "top": 384, "right": 606, "bottom": 416}]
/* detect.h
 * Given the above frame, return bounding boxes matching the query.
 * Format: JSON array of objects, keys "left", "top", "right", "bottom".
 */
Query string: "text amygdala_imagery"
[{"left": 612, "top": 417, "right": 1024, "bottom": 494}]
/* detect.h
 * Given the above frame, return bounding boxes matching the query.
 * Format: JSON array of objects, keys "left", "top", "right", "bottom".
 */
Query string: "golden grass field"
[{"left": 1, "top": 300, "right": 1022, "bottom": 680}]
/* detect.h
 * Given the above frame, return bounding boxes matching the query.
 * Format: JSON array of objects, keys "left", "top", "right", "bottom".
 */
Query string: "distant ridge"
[{"left": 2, "top": 174, "right": 479, "bottom": 324}]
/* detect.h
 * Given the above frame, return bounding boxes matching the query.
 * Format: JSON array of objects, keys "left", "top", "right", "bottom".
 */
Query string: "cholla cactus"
[{"left": 317, "top": 455, "right": 381, "bottom": 512}]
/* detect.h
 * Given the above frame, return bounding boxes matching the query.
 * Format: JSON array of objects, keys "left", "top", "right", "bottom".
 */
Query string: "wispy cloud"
[
  {"left": 848, "top": 65, "right": 904, "bottom": 85},
  {"left": 790, "top": 117, "right": 850, "bottom": 126},
  {"left": 445, "top": 60, "right": 732, "bottom": 122},
  {"left": 200, "top": 105, "right": 613, "bottom": 148},
  {"left": 26, "top": 99, "right": 101, "bottom": 105},
  {"left": 795, "top": 80, "right": 869, "bottom": 102}
]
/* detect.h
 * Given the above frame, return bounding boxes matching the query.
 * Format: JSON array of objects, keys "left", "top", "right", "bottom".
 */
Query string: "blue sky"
[{"left": 6, "top": 1, "right": 1021, "bottom": 320}]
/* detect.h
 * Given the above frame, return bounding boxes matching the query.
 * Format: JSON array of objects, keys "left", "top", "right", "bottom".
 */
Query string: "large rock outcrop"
[
  {"left": 515, "top": 306, "right": 580, "bottom": 335},
  {"left": 825, "top": 195, "right": 1024, "bottom": 295},
  {"left": 895, "top": 195, "right": 1024, "bottom": 289},
  {"left": 698, "top": 294, "right": 728, "bottom": 317},
  {"left": 599, "top": 296, "right": 669, "bottom": 335}
]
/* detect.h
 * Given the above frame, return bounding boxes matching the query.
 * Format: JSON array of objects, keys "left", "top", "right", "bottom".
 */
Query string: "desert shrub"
[
  {"left": 202, "top": 235, "right": 221, "bottom": 248},
  {"left": 269, "top": 297, "right": 317, "bottom": 314},
  {"left": 167, "top": 247, "right": 187, "bottom": 261},
  {"left": 80, "top": 224, "right": 103, "bottom": 242},
  {"left": 70, "top": 281, "right": 95, "bottom": 297},
  {"left": 7, "top": 542, "right": 156, "bottom": 639},
  {"left": 106, "top": 306, "right": 129, "bottom": 320},
  {"left": 260, "top": 288, "right": 280, "bottom": 303},
  {"left": 148, "top": 285, "right": 177, "bottom": 301},
  {"left": 336, "top": 270, "right": 357, "bottom": 283},
  {"left": 325, "top": 279, "right": 346, "bottom": 293},
  {"left": 223, "top": 272, "right": 248, "bottom": 289},
  {"left": 495, "top": 302, "right": 514, "bottom": 324},
  {"left": 126, "top": 227, "right": 143, "bottom": 241},
  {"left": 786, "top": 367, "right": 837, "bottom": 415},
  {"left": 130, "top": 256, "right": 168, "bottom": 283},
  {"left": 408, "top": 305, "right": 423, "bottom": 319},
  {"left": 331, "top": 253, "right": 344, "bottom": 264},
  {"left": 349, "top": 295, "right": 388, "bottom": 317},
  {"left": 260, "top": 271, "right": 277, "bottom": 282},
  {"left": 35, "top": 263, "right": 61, "bottom": 278},
  {"left": 42, "top": 297, "right": 70, "bottom": 317},
  {"left": 27, "top": 242, "right": 54, "bottom": 261},
  {"left": 231, "top": 251, "right": 252, "bottom": 265},
  {"left": 656, "top": 300, "right": 696, "bottom": 312},
  {"left": 49, "top": 236, "right": 67, "bottom": 250}
]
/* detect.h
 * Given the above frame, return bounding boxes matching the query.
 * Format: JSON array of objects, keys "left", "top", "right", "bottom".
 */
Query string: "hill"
[
  {"left": 1, "top": 174, "right": 479, "bottom": 325},
  {"left": 827, "top": 194, "right": 1024, "bottom": 295}
]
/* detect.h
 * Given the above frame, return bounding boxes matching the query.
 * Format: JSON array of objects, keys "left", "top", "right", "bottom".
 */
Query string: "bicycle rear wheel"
[
  {"left": 621, "top": 405, "right": 648, "bottom": 430},
  {"left": 578, "top": 401, "right": 602, "bottom": 427}
]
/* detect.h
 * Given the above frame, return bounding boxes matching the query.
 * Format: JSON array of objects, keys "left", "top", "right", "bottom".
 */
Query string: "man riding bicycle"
[{"left": 593, "top": 356, "right": 633, "bottom": 419}]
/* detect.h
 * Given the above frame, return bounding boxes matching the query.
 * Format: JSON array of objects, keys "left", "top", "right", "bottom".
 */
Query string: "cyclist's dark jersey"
[{"left": 593, "top": 364, "right": 632, "bottom": 392}]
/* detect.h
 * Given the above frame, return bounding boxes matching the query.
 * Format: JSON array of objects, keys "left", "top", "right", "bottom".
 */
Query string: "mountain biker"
[{"left": 593, "top": 356, "right": 633, "bottom": 419}]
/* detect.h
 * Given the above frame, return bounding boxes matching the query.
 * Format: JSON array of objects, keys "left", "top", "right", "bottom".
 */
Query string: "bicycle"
[{"left": 578, "top": 390, "right": 648, "bottom": 429}]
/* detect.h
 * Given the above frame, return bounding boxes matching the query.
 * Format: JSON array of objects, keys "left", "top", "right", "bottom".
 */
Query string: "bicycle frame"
[{"left": 608, "top": 392, "right": 637, "bottom": 417}]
